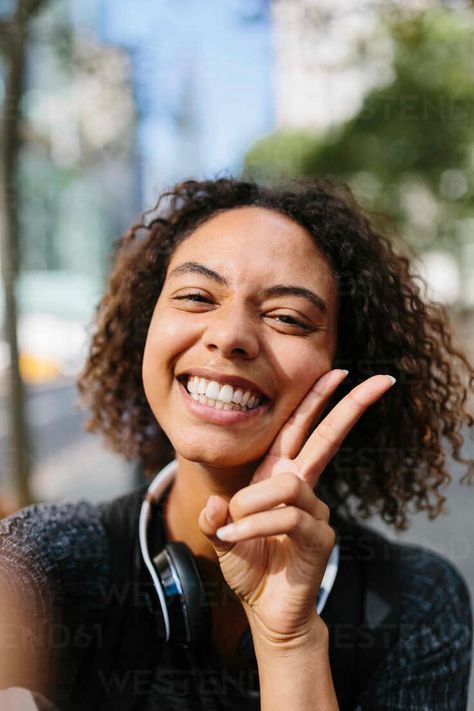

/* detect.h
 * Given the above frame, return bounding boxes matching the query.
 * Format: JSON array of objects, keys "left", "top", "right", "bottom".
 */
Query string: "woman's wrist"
[
  {"left": 246, "top": 613, "right": 339, "bottom": 711},
  {"left": 243, "top": 604, "right": 330, "bottom": 656}
]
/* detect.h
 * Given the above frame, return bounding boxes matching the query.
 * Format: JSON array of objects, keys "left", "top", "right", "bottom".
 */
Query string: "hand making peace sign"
[{"left": 198, "top": 369, "right": 396, "bottom": 645}]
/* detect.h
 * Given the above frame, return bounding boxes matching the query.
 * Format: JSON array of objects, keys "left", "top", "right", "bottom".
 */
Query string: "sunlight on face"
[{"left": 142, "top": 206, "right": 339, "bottom": 469}]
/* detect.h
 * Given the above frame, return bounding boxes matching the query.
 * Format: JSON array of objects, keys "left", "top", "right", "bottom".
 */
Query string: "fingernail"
[
  {"left": 216, "top": 523, "right": 237, "bottom": 541},
  {"left": 341, "top": 369, "right": 349, "bottom": 376},
  {"left": 205, "top": 506, "right": 215, "bottom": 523},
  {"left": 384, "top": 374, "right": 397, "bottom": 385},
  {"left": 205, "top": 496, "right": 217, "bottom": 522}
]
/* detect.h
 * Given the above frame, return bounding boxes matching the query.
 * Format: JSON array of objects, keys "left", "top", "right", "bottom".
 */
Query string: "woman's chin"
[{"left": 173, "top": 439, "right": 265, "bottom": 471}]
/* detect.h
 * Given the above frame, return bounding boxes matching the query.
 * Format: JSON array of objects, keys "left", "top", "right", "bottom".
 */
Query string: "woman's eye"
[
  {"left": 273, "top": 315, "right": 311, "bottom": 330},
  {"left": 174, "top": 293, "right": 211, "bottom": 303}
]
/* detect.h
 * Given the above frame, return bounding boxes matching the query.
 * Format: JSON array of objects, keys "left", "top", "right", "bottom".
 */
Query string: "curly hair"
[{"left": 76, "top": 176, "right": 474, "bottom": 531}]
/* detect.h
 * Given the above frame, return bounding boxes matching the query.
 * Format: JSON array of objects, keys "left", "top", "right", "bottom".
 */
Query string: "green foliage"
[
  {"left": 243, "top": 9, "right": 474, "bottom": 251},
  {"left": 244, "top": 130, "right": 320, "bottom": 186}
]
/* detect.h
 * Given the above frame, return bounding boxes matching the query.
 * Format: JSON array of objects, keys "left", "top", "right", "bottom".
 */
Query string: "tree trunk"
[{"left": 0, "top": 13, "right": 33, "bottom": 507}]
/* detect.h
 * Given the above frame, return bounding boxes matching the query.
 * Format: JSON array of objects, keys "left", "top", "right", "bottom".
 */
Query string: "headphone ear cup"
[{"left": 153, "top": 541, "right": 211, "bottom": 649}]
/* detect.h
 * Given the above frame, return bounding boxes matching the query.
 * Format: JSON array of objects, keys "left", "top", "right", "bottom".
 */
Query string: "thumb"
[{"left": 198, "top": 494, "right": 234, "bottom": 557}]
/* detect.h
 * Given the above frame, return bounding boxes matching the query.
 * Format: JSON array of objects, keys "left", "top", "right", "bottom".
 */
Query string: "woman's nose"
[{"left": 203, "top": 304, "right": 259, "bottom": 359}]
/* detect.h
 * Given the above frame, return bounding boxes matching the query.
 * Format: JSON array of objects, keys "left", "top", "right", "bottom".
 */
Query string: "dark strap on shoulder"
[
  {"left": 358, "top": 522, "right": 401, "bottom": 684},
  {"left": 321, "top": 515, "right": 401, "bottom": 711}
]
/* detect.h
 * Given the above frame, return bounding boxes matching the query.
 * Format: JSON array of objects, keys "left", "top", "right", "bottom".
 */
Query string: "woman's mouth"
[{"left": 177, "top": 375, "right": 271, "bottom": 424}]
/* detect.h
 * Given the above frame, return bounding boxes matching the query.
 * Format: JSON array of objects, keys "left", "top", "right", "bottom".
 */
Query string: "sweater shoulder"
[
  {"left": 395, "top": 539, "right": 472, "bottom": 627},
  {"left": 335, "top": 516, "right": 470, "bottom": 617},
  {"left": 0, "top": 500, "right": 110, "bottom": 624},
  {"left": 343, "top": 519, "right": 472, "bottom": 645}
]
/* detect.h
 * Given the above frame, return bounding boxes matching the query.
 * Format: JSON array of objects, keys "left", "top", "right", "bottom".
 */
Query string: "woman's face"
[{"left": 142, "top": 206, "right": 339, "bottom": 469}]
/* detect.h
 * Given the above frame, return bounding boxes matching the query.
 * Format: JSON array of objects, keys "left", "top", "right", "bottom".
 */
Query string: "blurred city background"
[{"left": 1, "top": 0, "right": 474, "bottom": 700}]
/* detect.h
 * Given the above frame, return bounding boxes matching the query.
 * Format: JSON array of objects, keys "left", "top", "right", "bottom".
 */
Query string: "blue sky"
[{"left": 93, "top": 0, "right": 275, "bottom": 205}]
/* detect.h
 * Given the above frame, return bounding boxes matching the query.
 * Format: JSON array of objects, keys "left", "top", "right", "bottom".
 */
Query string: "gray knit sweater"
[{"left": 0, "top": 498, "right": 472, "bottom": 710}]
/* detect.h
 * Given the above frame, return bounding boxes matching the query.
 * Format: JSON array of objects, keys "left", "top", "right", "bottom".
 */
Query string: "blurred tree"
[
  {"left": 0, "top": 0, "right": 49, "bottom": 507},
  {"left": 244, "top": 9, "right": 474, "bottom": 253}
]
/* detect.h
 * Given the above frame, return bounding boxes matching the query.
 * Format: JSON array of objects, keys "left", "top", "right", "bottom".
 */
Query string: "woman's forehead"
[{"left": 168, "top": 206, "right": 334, "bottom": 282}]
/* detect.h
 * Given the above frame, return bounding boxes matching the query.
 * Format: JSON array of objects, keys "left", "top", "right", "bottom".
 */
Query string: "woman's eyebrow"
[
  {"left": 264, "top": 284, "right": 327, "bottom": 315},
  {"left": 169, "top": 261, "right": 228, "bottom": 286},
  {"left": 168, "top": 261, "right": 328, "bottom": 315}
]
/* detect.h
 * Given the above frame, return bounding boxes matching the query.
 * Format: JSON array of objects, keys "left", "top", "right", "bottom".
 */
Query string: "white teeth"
[
  {"left": 190, "top": 393, "right": 257, "bottom": 412},
  {"left": 241, "top": 391, "right": 250, "bottom": 406},
  {"left": 218, "top": 384, "right": 233, "bottom": 403},
  {"left": 184, "top": 375, "right": 263, "bottom": 410},
  {"left": 232, "top": 389, "right": 243, "bottom": 404},
  {"left": 205, "top": 381, "right": 221, "bottom": 400}
]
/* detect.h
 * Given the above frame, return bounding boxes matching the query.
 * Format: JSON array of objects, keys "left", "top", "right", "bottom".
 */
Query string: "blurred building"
[{"left": 271, "top": 0, "right": 389, "bottom": 130}]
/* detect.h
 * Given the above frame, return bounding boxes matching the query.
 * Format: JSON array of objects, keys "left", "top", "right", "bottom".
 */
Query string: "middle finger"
[{"left": 297, "top": 374, "right": 396, "bottom": 487}]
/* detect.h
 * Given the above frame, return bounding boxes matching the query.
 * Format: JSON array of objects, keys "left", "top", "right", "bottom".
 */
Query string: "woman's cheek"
[
  {"left": 144, "top": 315, "right": 194, "bottom": 374},
  {"left": 279, "top": 358, "right": 333, "bottom": 416},
  {"left": 290, "top": 343, "right": 332, "bottom": 381}
]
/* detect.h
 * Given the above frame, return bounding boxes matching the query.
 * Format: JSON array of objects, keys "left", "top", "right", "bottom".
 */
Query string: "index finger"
[
  {"left": 267, "top": 369, "right": 349, "bottom": 460},
  {"left": 297, "top": 374, "right": 396, "bottom": 488}
]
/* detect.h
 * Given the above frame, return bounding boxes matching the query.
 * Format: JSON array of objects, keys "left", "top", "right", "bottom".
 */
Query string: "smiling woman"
[{"left": 0, "top": 177, "right": 473, "bottom": 711}]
